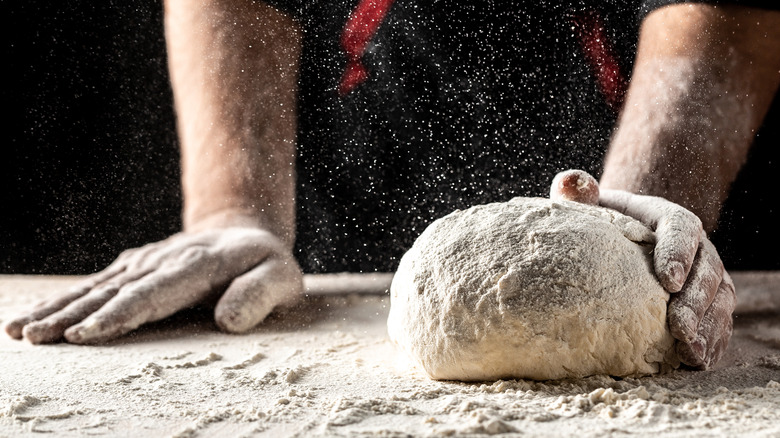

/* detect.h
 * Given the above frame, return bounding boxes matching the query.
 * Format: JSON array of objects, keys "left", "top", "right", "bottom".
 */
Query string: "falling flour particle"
[{"left": 388, "top": 197, "right": 680, "bottom": 381}]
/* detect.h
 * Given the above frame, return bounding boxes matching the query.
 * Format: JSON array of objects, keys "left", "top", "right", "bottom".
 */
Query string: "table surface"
[{"left": 0, "top": 273, "right": 778, "bottom": 437}]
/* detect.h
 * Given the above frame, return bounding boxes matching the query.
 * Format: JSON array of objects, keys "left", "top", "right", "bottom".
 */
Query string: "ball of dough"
[{"left": 388, "top": 197, "right": 680, "bottom": 381}]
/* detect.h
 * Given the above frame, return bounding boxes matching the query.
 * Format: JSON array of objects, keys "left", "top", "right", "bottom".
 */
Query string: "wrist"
[
  {"left": 184, "top": 208, "right": 274, "bottom": 234},
  {"left": 184, "top": 208, "right": 297, "bottom": 250}
]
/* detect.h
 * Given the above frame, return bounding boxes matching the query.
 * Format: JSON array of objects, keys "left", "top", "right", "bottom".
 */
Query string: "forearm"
[
  {"left": 164, "top": 0, "right": 301, "bottom": 245},
  {"left": 601, "top": 4, "right": 780, "bottom": 232}
]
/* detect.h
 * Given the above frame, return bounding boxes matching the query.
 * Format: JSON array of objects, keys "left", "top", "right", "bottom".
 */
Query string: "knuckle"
[
  {"left": 689, "top": 211, "right": 703, "bottom": 231},
  {"left": 700, "top": 241, "right": 724, "bottom": 269},
  {"left": 90, "top": 287, "right": 117, "bottom": 302},
  {"left": 722, "top": 271, "right": 736, "bottom": 291},
  {"left": 116, "top": 248, "right": 136, "bottom": 260},
  {"left": 178, "top": 246, "right": 211, "bottom": 263},
  {"left": 663, "top": 207, "right": 702, "bottom": 236},
  {"left": 117, "top": 250, "right": 147, "bottom": 269},
  {"left": 721, "top": 283, "right": 737, "bottom": 310},
  {"left": 676, "top": 205, "right": 701, "bottom": 227}
]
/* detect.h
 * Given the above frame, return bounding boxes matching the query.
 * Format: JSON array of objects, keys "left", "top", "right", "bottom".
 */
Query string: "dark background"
[
  {"left": 2, "top": 1, "right": 778, "bottom": 274},
  {"left": 1, "top": 1, "right": 182, "bottom": 274}
]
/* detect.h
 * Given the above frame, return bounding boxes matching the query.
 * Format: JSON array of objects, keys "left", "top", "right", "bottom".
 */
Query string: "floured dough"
[{"left": 388, "top": 197, "right": 679, "bottom": 381}]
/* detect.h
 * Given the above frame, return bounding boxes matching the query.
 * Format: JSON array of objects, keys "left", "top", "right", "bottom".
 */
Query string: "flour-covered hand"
[
  {"left": 597, "top": 188, "right": 734, "bottom": 369},
  {"left": 550, "top": 170, "right": 735, "bottom": 369},
  {"left": 3, "top": 228, "right": 303, "bottom": 344}
]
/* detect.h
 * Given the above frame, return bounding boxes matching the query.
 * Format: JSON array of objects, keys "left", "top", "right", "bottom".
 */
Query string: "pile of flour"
[{"left": 388, "top": 197, "right": 680, "bottom": 381}]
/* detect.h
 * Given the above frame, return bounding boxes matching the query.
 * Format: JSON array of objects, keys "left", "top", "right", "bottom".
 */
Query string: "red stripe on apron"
[
  {"left": 339, "top": 0, "right": 396, "bottom": 95},
  {"left": 573, "top": 10, "right": 627, "bottom": 112}
]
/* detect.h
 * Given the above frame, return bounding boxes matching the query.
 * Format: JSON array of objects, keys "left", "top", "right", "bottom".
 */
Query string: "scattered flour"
[
  {"left": 0, "top": 395, "right": 43, "bottom": 418},
  {"left": 0, "top": 275, "right": 778, "bottom": 437}
]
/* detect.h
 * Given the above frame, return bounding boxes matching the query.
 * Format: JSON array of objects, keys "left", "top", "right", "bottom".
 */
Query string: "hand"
[
  {"left": 3, "top": 227, "right": 303, "bottom": 344},
  {"left": 551, "top": 170, "right": 735, "bottom": 369}
]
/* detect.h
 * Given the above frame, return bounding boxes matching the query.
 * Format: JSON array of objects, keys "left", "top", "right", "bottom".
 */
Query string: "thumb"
[
  {"left": 652, "top": 209, "right": 702, "bottom": 292},
  {"left": 549, "top": 170, "right": 600, "bottom": 206},
  {"left": 215, "top": 256, "right": 303, "bottom": 333}
]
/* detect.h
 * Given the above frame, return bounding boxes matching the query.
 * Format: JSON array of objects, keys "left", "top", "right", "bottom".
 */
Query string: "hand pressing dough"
[{"left": 388, "top": 197, "right": 680, "bottom": 381}]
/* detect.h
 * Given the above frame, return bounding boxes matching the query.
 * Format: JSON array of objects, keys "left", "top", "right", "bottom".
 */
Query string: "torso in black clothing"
[{"left": 269, "top": 0, "right": 778, "bottom": 272}]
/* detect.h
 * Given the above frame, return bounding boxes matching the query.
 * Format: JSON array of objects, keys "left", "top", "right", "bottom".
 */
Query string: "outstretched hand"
[
  {"left": 551, "top": 170, "right": 735, "bottom": 369},
  {"left": 4, "top": 228, "right": 303, "bottom": 344}
]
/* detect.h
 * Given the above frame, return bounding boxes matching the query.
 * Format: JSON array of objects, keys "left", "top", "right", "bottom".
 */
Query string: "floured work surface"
[{"left": 0, "top": 274, "right": 779, "bottom": 437}]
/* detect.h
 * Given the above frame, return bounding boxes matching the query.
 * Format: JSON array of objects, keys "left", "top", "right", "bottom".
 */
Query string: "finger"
[
  {"left": 5, "top": 289, "right": 91, "bottom": 340},
  {"left": 4, "top": 239, "right": 178, "bottom": 341},
  {"left": 697, "top": 273, "right": 735, "bottom": 369},
  {"left": 549, "top": 170, "right": 600, "bottom": 205},
  {"left": 62, "top": 242, "right": 270, "bottom": 344},
  {"left": 21, "top": 283, "right": 122, "bottom": 344},
  {"left": 654, "top": 210, "right": 703, "bottom": 292},
  {"left": 4, "top": 264, "right": 127, "bottom": 339},
  {"left": 703, "top": 321, "right": 733, "bottom": 369},
  {"left": 20, "top": 263, "right": 161, "bottom": 344},
  {"left": 64, "top": 230, "right": 284, "bottom": 343},
  {"left": 215, "top": 257, "right": 303, "bottom": 333},
  {"left": 675, "top": 274, "right": 735, "bottom": 368},
  {"left": 667, "top": 237, "right": 725, "bottom": 343},
  {"left": 599, "top": 190, "right": 702, "bottom": 292},
  {"left": 63, "top": 251, "right": 219, "bottom": 344}
]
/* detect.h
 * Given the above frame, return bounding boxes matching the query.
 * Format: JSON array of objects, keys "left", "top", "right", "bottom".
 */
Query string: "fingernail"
[
  {"left": 690, "top": 337, "right": 706, "bottom": 362},
  {"left": 64, "top": 326, "right": 83, "bottom": 343},
  {"left": 4, "top": 321, "right": 24, "bottom": 339},
  {"left": 22, "top": 322, "right": 49, "bottom": 344},
  {"left": 66, "top": 318, "right": 99, "bottom": 343}
]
